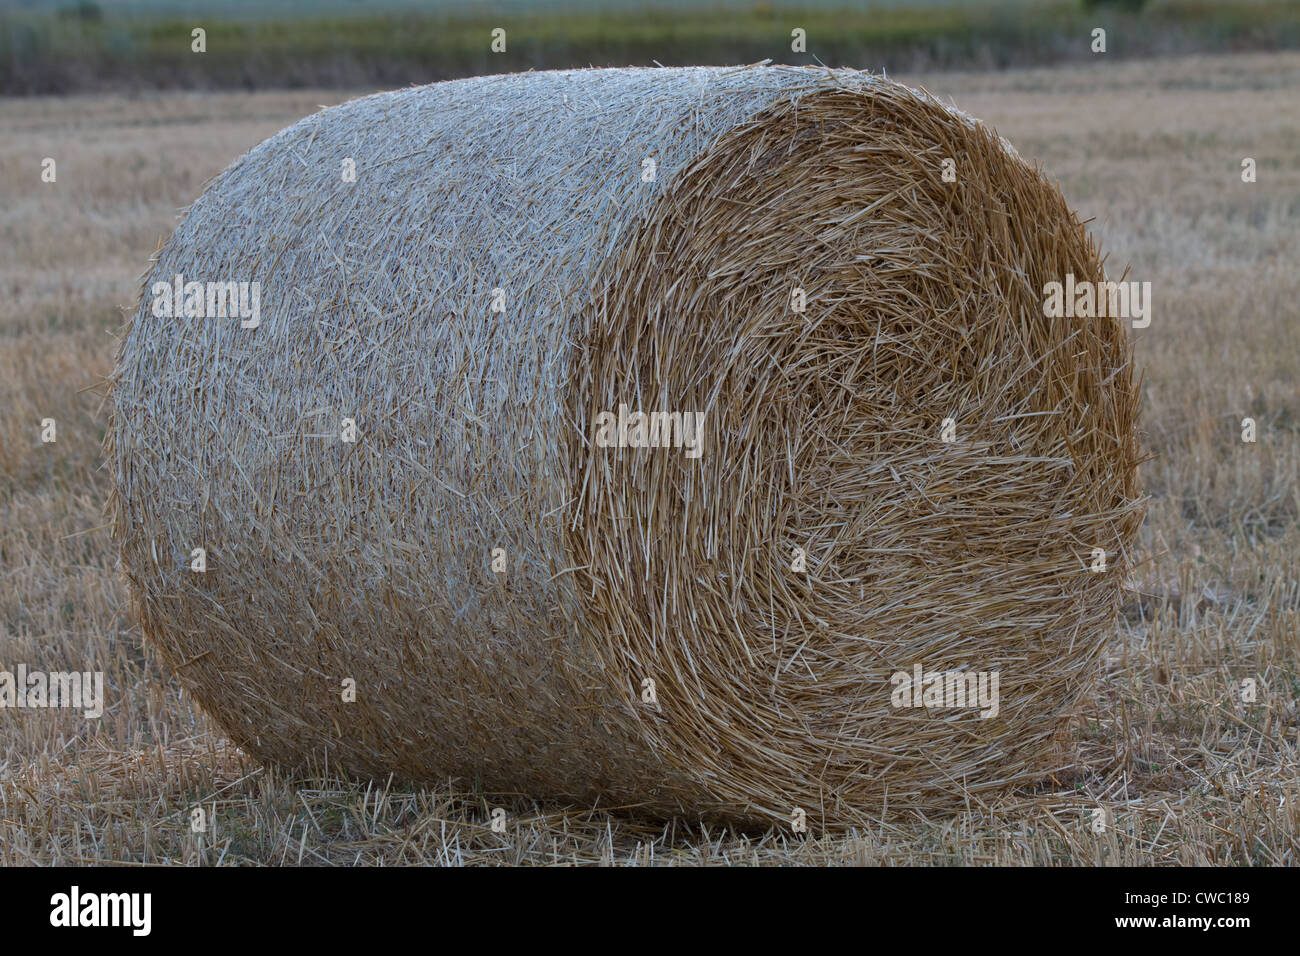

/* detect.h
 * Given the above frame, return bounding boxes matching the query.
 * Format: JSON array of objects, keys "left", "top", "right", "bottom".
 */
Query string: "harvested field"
[{"left": 1, "top": 51, "right": 1298, "bottom": 864}]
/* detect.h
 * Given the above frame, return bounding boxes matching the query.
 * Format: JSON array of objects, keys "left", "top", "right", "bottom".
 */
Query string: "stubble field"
[{"left": 1, "top": 50, "right": 1297, "bottom": 865}]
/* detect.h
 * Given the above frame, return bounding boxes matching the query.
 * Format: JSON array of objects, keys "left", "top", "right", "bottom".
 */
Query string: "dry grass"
[{"left": 2, "top": 51, "right": 1298, "bottom": 864}]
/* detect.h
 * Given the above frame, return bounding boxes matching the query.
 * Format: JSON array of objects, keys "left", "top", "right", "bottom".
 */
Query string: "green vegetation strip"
[{"left": 3, "top": 1, "right": 1299, "bottom": 93}]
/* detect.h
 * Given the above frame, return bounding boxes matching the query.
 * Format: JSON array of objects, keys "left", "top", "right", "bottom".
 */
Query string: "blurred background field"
[
  {"left": 3, "top": 0, "right": 1300, "bottom": 93},
  {"left": 0, "top": 2, "right": 1297, "bottom": 863}
]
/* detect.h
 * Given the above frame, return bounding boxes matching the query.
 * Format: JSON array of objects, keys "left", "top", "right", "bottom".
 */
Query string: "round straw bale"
[{"left": 107, "top": 66, "right": 1143, "bottom": 825}]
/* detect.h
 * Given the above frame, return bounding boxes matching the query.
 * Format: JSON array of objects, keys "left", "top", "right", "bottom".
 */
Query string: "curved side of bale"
[
  {"left": 107, "top": 66, "right": 1143, "bottom": 825},
  {"left": 106, "top": 67, "right": 819, "bottom": 814}
]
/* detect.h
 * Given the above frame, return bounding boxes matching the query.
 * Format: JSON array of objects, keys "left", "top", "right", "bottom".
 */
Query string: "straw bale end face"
[{"left": 107, "top": 66, "right": 1143, "bottom": 827}]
